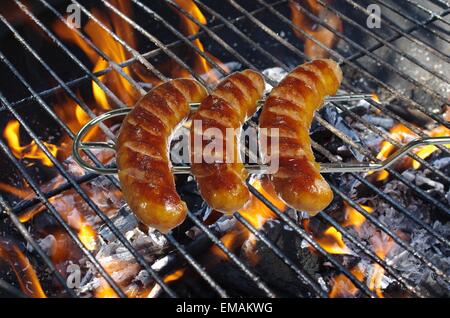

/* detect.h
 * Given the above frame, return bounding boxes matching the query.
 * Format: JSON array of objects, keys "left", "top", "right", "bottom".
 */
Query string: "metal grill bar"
[
  {"left": 0, "top": 278, "right": 26, "bottom": 298},
  {"left": 165, "top": 234, "right": 229, "bottom": 297},
  {"left": 0, "top": 195, "right": 78, "bottom": 297},
  {"left": 95, "top": 0, "right": 449, "bottom": 296},
  {"left": 316, "top": 212, "right": 426, "bottom": 297},
  {"left": 6, "top": 1, "right": 285, "bottom": 111},
  {"left": 343, "top": 0, "right": 450, "bottom": 62},
  {"left": 195, "top": 0, "right": 450, "bottom": 187},
  {"left": 67, "top": 0, "right": 168, "bottom": 83},
  {"left": 233, "top": 212, "right": 327, "bottom": 297},
  {"left": 1, "top": 0, "right": 290, "bottom": 300},
  {"left": 97, "top": 0, "right": 211, "bottom": 88},
  {"left": 40, "top": 0, "right": 146, "bottom": 96},
  {"left": 169, "top": 0, "right": 450, "bottom": 225},
  {"left": 0, "top": 5, "right": 178, "bottom": 298},
  {"left": 0, "top": 136, "right": 126, "bottom": 297},
  {"left": 174, "top": 0, "right": 450, "bottom": 292},
  {"left": 1, "top": 0, "right": 256, "bottom": 299},
  {"left": 96, "top": 0, "right": 348, "bottom": 295},
  {"left": 256, "top": 0, "right": 450, "bottom": 130},
  {"left": 311, "top": 142, "right": 449, "bottom": 248},
  {"left": 186, "top": 211, "right": 276, "bottom": 297},
  {"left": 68, "top": 0, "right": 281, "bottom": 297},
  {"left": 0, "top": 0, "right": 448, "bottom": 298},
  {"left": 162, "top": 0, "right": 377, "bottom": 295},
  {"left": 403, "top": 0, "right": 450, "bottom": 26},
  {"left": 137, "top": 0, "right": 450, "bottom": 296},
  {"left": 246, "top": 0, "right": 450, "bottom": 207},
  {"left": 344, "top": 9, "right": 450, "bottom": 65},
  {"left": 374, "top": 0, "right": 450, "bottom": 44},
  {"left": 246, "top": 184, "right": 376, "bottom": 297}
]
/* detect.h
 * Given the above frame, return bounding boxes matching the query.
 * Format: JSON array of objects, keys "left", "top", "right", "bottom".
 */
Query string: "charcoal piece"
[
  {"left": 315, "top": 104, "right": 366, "bottom": 162},
  {"left": 240, "top": 220, "right": 322, "bottom": 297}
]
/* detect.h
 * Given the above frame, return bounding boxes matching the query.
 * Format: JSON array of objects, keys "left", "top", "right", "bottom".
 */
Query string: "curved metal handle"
[
  {"left": 72, "top": 108, "right": 130, "bottom": 175},
  {"left": 73, "top": 101, "right": 449, "bottom": 176},
  {"left": 320, "top": 136, "right": 450, "bottom": 173}
]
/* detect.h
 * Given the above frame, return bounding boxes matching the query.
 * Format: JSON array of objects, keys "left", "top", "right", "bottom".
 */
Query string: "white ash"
[
  {"left": 262, "top": 67, "right": 287, "bottom": 92},
  {"left": 403, "top": 171, "right": 445, "bottom": 193},
  {"left": 37, "top": 234, "right": 56, "bottom": 255},
  {"left": 361, "top": 115, "right": 395, "bottom": 129},
  {"left": 74, "top": 227, "right": 167, "bottom": 296},
  {"left": 431, "top": 158, "right": 450, "bottom": 170},
  {"left": 342, "top": 177, "right": 450, "bottom": 296}
]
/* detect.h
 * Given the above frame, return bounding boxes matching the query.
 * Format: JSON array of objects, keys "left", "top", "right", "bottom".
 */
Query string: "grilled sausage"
[
  {"left": 190, "top": 70, "right": 265, "bottom": 213},
  {"left": 259, "top": 59, "right": 343, "bottom": 215},
  {"left": 117, "top": 79, "right": 207, "bottom": 233}
]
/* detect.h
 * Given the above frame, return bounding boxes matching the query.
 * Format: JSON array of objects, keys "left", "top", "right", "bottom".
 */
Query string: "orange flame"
[
  {"left": 316, "top": 226, "right": 352, "bottom": 255},
  {"left": 368, "top": 234, "right": 395, "bottom": 298},
  {"left": 164, "top": 269, "right": 186, "bottom": 284},
  {"left": 289, "top": 0, "right": 342, "bottom": 59},
  {"left": 0, "top": 182, "right": 32, "bottom": 199},
  {"left": 78, "top": 223, "right": 97, "bottom": 251},
  {"left": 304, "top": 219, "right": 352, "bottom": 255},
  {"left": 342, "top": 202, "right": 374, "bottom": 230},
  {"left": 172, "top": 0, "right": 228, "bottom": 82},
  {"left": 0, "top": 240, "right": 46, "bottom": 298},
  {"left": 238, "top": 178, "right": 280, "bottom": 229},
  {"left": 95, "top": 282, "right": 119, "bottom": 298},
  {"left": 329, "top": 267, "right": 365, "bottom": 298},
  {"left": 53, "top": 0, "right": 141, "bottom": 109},
  {"left": 3, "top": 120, "right": 58, "bottom": 167},
  {"left": 211, "top": 177, "right": 284, "bottom": 262}
]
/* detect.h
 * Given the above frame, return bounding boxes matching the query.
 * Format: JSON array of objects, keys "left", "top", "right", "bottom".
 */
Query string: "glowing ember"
[
  {"left": 368, "top": 233, "right": 396, "bottom": 298},
  {"left": 95, "top": 282, "right": 118, "bottom": 298},
  {"left": 164, "top": 269, "right": 186, "bottom": 284},
  {"left": 371, "top": 92, "right": 380, "bottom": 104},
  {"left": 3, "top": 120, "right": 58, "bottom": 167},
  {"left": 211, "top": 232, "right": 239, "bottom": 260}
]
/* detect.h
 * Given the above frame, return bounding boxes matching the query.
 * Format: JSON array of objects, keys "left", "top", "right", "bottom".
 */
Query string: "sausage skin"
[
  {"left": 259, "top": 59, "right": 343, "bottom": 215},
  {"left": 190, "top": 70, "right": 265, "bottom": 213},
  {"left": 117, "top": 79, "right": 207, "bottom": 233}
]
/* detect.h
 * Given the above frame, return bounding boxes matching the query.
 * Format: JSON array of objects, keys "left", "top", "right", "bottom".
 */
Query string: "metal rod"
[
  {"left": 72, "top": 107, "right": 450, "bottom": 175},
  {"left": 164, "top": 233, "right": 229, "bottom": 298},
  {"left": 256, "top": 0, "right": 450, "bottom": 130},
  {"left": 252, "top": 0, "right": 450, "bottom": 178},
  {"left": 0, "top": 196, "right": 78, "bottom": 297},
  {"left": 311, "top": 141, "right": 450, "bottom": 249},
  {"left": 0, "top": 135, "right": 127, "bottom": 298},
  {"left": 6, "top": 1, "right": 285, "bottom": 111},
  {"left": 233, "top": 212, "right": 327, "bottom": 297},
  {"left": 186, "top": 211, "right": 277, "bottom": 297},
  {"left": 6, "top": 1, "right": 180, "bottom": 298}
]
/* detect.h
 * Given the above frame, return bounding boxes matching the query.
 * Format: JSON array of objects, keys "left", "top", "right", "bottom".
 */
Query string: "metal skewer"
[{"left": 73, "top": 94, "right": 450, "bottom": 176}]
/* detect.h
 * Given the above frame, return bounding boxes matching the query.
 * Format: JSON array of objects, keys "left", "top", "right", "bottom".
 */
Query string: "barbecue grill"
[{"left": 0, "top": 0, "right": 449, "bottom": 298}]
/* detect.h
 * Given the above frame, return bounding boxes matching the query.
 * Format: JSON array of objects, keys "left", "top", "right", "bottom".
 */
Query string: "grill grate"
[{"left": 0, "top": 0, "right": 449, "bottom": 298}]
